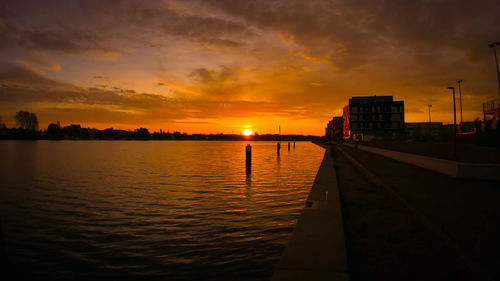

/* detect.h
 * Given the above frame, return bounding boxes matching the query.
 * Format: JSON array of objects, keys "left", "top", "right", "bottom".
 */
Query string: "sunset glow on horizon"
[{"left": 1, "top": 0, "right": 499, "bottom": 135}]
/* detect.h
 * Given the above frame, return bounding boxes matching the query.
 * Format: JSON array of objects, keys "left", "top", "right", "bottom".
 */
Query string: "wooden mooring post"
[{"left": 246, "top": 144, "right": 251, "bottom": 174}]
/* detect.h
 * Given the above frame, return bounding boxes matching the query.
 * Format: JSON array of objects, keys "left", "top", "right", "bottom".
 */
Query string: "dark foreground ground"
[{"left": 332, "top": 144, "right": 500, "bottom": 281}]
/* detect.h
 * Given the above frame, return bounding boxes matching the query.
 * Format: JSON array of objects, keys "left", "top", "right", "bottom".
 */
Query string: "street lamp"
[
  {"left": 428, "top": 104, "right": 432, "bottom": 139},
  {"left": 489, "top": 41, "right": 500, "bottom": 97},
  {"left": 447, "top": 86, "right": 457, "bottom": 160},
  {"left": 458, "top": 79, "right": 463, "bottom": 133}
]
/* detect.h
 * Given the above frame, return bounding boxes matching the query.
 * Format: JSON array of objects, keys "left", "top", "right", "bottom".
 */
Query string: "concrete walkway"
[
  {"left": 337, "top": 145, "right": 500, "bottom": 280},
  {"left": 344, "top": 143, "right": 500, "bottom": 180},
  {"left": 271, "top": 148, "right": 349, "bottom": 281}
]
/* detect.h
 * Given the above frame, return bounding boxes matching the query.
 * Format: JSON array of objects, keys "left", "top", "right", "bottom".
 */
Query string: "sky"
[{"left": 0, "top": 0, "right": 499, "bottom": 135}]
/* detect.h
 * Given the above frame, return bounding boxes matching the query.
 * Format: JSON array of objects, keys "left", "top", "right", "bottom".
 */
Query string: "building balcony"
[{"left": 483, "top": 99, "right": 500, "bottom": 114}]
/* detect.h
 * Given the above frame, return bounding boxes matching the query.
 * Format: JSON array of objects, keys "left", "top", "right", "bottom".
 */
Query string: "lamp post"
[
  {"left": 458, "top": 79, "right": 463, "bottom": 133},
  {"left": 489, "top": 41, "right": 500, "bottom": 97},
  {"left": 428, "top": 104, "right": 432, "bottom": 138},
  {"left": 447, "top": 86, "right": 457, "bottom": 160}
]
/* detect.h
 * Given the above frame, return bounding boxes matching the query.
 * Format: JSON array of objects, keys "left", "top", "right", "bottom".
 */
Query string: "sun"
[{"left": 243, "top": 129, "right": 253, "bottom": 136}]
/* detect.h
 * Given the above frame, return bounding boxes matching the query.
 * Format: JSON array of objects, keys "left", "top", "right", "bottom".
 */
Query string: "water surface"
[{"left": 0, "top": 141, "right": 324, "bottom": 280}]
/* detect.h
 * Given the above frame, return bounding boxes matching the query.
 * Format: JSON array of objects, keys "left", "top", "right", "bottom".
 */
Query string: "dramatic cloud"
[
  {"left": 0, "top": 63, "right": 299, "bottom": 132},
  {"left": 0, "top": 0, "right": 499, "bottom": 134}
]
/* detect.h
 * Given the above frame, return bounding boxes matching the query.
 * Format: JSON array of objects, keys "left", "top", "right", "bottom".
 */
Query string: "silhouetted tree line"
[
  {"left": 0, "top": 111, "right": 40, "bottom": 139},
  {"left": 46, "top": 122, "right": 90, "bottom": 139},
  {"left": 0, "top": 111, "right": 322, "bottom": 141},
  {"left": 15, "top": 111, "right": 38, "bottom": 130}
]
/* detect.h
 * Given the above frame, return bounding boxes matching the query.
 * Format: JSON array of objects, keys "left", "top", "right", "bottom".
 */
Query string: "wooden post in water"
[
  {"left": 278, "top": 124, "right": 282, "bottom": 158},
  {"left": 288, "top": 141, "right": 290, "bottom": 151},
  {"left": 246, "top": 144, "right": 251, "bottom": 174},
  {"left": 293, "top": 141, "right": 295, "bottom": 148}
]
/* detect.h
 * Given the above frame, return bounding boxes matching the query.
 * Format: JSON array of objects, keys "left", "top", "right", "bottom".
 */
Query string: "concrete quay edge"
[
  {"left": 343, "top": 143, "right": 500, "bottom": 181},
  {"left": 271, "top": 147, "right": 349, "bottom": 281}
]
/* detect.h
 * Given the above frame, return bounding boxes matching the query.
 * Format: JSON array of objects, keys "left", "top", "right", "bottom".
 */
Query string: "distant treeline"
[
  {"left": 0, "top": 111, "right": 321, "bottom": 141},
  {"left": 0, "top": 125, "right": 321, "bottom": 141}
]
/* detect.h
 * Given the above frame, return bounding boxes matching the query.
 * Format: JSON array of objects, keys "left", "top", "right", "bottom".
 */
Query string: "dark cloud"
[
  {"left": 161, "top": 13, "right": 251, "bottom": 46},
  {"left": 2, "top": 0, "right": 498, "bottom": 70},
  {"left": 206, "top": 0, "right": 500, "bottom": 71},
  {"left": 0, "top": 0, "right": 255, "bottom": 57},
  {"left": 109, "top": 86, "right": 135, "bottom": 94},
  {"left": 15, "top": 50, "right": 61, "bottom": 71},
  {"left": 0, "top": 61, "right": 66, "bottom": 88},
  {"left": 0, "top": 21, "right": 116, "bottom": 55},
  {"left": 190, "top": 66, "right": 239, "bottom": 84}
]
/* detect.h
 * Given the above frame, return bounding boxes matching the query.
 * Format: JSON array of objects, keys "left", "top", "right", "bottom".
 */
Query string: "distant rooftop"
[{"left": 349, "top": 95, "right": 394, "bottom": 104}]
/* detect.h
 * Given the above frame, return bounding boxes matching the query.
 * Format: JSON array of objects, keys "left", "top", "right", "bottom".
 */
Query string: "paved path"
[{"left": 335, "top": 144, "right": 500, "bottom": 281}]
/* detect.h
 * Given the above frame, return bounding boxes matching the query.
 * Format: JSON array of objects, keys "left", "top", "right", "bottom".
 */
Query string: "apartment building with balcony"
[{"left": 343, "top": 95, "right": 404, "bottom": 141}]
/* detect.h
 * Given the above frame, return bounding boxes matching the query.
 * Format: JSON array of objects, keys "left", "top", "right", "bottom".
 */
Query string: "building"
[
  {"left": 459, "top": 121, "right": 477, "bottom": 134},
  {"left": 343, "top": 95, "right": 404, "bottom": 141},
  {"left": 325, "top": 119, "right": 333, "bottom": 138},
  {"left": 483, "top": 99, "right": 500, "bottom": 130},
  {"left": 406, "top": 122, "right": 443, "bottom": 140},
  {"left": 331, "top": 117, "right": 343, "bottom": 140},
  {"left": 325, "top": 116, "right": 344, "bottom": 140}
]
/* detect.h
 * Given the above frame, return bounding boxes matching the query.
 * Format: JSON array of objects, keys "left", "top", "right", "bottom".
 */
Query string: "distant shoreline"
[
  {"left": 0, "top": 138, "right": 321, "bottom": 141},
  {"left": 0, "top": 128, "right": 322, "bottom": 142}
]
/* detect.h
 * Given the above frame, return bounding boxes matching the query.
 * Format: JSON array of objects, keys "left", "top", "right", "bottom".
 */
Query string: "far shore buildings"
[
  {"left": 325, "top": 117, "right": 343, "bottom": 140},
  {"left": 325, "top": 95, "right": 405, "bottom": 141},
  {"left": 405, "top": 122, "right": 443, "bottom": 140},
  {"left": 326, "top": 95, "right": 496, "bottom": 140},
  {"left": 343, "top": 96, "right": 405, "bottom": 141},
  {"left": 325, "top": 95, "right": 482, "bottom": 142}
]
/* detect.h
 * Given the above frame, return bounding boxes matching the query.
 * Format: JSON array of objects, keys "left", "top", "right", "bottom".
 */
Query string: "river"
[{"left": 0, "top": 140, "right": 324, "bottom": 280}]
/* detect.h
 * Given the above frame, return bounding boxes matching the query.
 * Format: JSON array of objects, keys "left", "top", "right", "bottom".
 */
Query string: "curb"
[{"left": 271, "top": 147, "right": 349, "bottom": 281}]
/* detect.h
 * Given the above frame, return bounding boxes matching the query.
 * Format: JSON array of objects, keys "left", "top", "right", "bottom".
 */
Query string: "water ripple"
[{"left": 0, "top": 141, "right": 324, "bottom": 280}]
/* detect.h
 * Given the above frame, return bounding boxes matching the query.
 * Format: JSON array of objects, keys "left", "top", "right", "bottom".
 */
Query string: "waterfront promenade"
[{"left": 274, "top": 142, "right": 500, "bottom": 280}]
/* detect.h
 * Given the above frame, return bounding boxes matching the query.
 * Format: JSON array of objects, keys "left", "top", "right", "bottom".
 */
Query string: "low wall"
[
  {"left": 344, "top": 144, "right": 500, "bottom": 181},
  {"left": 271, "top": 148, "right": 349, "bottom": 281}
]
